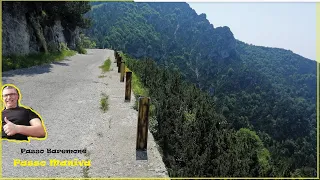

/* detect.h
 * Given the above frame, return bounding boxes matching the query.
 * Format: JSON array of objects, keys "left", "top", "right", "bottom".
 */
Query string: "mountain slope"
[{"left": 85, "top": 2, "right": 317, "bottom": 177}]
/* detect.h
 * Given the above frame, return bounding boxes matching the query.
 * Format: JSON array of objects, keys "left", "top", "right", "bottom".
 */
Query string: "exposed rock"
[
  {"left": 64, "top": 27, "right": 81, "bottom": 50},
  {"left": 214, "top": 26, "right": 237, "bottom": 59},
  {"left": 2, "top": 2, "right": 80, "bottom": 56},
  {"left": 45, "top": 20, "right": 67, "bottom": 52},
  {"left": 2, "top": 3, "right": 36, "bottom": 56},
  {"left": 28, "top": 12, "right": 48, "bottom": 53}
]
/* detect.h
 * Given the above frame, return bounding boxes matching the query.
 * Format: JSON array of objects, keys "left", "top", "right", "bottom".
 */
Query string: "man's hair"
[
  {"left": 3, "top": 85, "right": 18, "bottom": 93},
  {"left": 3, "top": 85, "right": 20, "bottom": 99}
]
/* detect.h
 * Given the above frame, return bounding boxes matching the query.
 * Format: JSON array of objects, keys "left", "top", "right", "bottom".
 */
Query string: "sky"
[{"left": 188, "top": 3, "right": 316, "bottom": 60}]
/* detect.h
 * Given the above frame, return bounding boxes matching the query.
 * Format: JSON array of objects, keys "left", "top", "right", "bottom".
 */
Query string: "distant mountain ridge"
[{"left": 85, "top": 2, "right": 317, "bottom": 177}]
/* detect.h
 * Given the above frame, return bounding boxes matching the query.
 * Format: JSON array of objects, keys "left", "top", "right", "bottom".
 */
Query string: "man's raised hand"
[{"left": 3, "top": 117, "right": 19, "bottom": 136}]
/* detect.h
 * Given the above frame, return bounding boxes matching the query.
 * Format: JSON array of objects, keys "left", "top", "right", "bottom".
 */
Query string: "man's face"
[{"left": 2, "top": 88, "right": 19, "bottom": 109}]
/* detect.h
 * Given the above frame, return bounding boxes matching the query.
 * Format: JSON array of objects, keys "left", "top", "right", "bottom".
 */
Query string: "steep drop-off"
[{"left": 84, "top": 2, "right": 317, "bottom": 177}]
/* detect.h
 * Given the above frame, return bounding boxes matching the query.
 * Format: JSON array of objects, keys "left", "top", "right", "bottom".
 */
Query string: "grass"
[
  {"left": 132, "top": 70, "right": 149, "bottom": 97},
  {"left": 99, "top": 58, "right": 112, "bottom": 73},
  {"left": 126, "top": 66, "right": 151, "bottom": 111},
  {"left": 83, "top": 148, "right": 90, "bottom": 178},
  {"left": 77, "top": 46, "right": 87, "bottom": 54},
  {"left": 82, "top": 165, "right": 90, "bottom": 178},
  {"left": 100, "top": 93, "right": 109, "bottom": 113},
  {"left": 98, "top": 75, "right": 107, "bottom": 78},
  {"left": 125, "top": 66, "right": 130, "bottom": 72},
  {"left": 126, "top": 65, "right": 157, "bottom": 133},
  {"left": 3, "top": 50, "right": 76, "bottom": 72}
]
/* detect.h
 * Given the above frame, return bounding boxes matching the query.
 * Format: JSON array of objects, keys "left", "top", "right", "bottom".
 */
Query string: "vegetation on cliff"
[
  {"left": 2, "top": 2, "right": 92, "bottom": 71},
  {"left": 86, "top": 2, "right": 317, "bottom": 177},
  {"left": 3, "top": 1, "right": 316, "bottom": 177}
]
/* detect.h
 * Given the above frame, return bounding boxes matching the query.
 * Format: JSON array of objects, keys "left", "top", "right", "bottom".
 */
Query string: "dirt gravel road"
[{"left": 2, "top": 49, "right": 168, "bottom": 178}]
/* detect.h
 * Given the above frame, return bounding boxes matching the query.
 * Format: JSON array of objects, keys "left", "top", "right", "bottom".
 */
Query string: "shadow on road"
[
  {"left": 2, "top": 60, "right": 71, "bottom": 84},
  {"left": 52, "top": 61, "right": 70, "bottom": 66},
  {"left": 136, "top": 150, "right": 148, "bottom": 160}
]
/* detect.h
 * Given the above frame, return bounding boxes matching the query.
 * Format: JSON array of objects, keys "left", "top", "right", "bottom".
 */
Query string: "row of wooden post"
[
  {"left": 114, "top": 50, "right": 149, "bottom": 151},
  {"left": 115, "top": 50, "right": 131, "bottom": 101}
]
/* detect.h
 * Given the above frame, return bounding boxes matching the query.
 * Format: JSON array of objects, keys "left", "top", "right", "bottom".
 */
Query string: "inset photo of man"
[{"left": 2, "top": 84, "right": 47, "bottom": 142}]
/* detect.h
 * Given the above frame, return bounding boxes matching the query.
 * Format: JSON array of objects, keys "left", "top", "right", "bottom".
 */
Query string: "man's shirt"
[{"left": 2, "top": 106, "right": 40, "bottom": 140}]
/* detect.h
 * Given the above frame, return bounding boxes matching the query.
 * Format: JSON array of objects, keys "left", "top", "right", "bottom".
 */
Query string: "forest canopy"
[{"left": 84, "top": 2, "right": 317, "bottom": 177}]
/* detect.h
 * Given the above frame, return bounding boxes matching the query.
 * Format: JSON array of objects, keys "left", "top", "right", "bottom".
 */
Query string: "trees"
[
  {"left": 125, "top": 56, "right": 278, "bottom": 177},
  {"left": 86, "top": 2, "right": 316, "bottom": 177}
]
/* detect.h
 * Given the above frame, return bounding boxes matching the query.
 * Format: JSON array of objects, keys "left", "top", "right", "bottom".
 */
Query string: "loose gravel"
[{"left": 2, "top": 49, "right": 168, "bottom": 178}]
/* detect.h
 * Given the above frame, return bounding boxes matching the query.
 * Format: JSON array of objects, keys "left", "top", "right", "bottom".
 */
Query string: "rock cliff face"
[
  {"left": 2, "top": 3, "right": 35, "bottom": 56},
  {"left": 213, "top": 26, "right": 237, "bottom": 59},
  {"left": 2, "top": 2, "right": 80, "bottom": 56}
]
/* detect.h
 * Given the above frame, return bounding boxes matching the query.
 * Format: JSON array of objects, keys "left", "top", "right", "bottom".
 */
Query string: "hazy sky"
[{"left": 188, "top": 3, "right": 316, "bottom": 60}]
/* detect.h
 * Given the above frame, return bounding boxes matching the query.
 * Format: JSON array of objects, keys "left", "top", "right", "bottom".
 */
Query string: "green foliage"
[
  {"left": 124, "top": 62, "right": 157, "bottom": 132},
  {"left": 3, "top": 50, "right": 76, "bottom": 71},
  {"left": 35, "top": 2, "right": 92, "bottom": 29},
  {"left": 125, "top": 55, "right": 271, "bottom": 177},
  {"left": 85, "top": 2, "right": 316, "bottom": 177},
  {"left": 98, "top": 75, "right": 107, "bottom": 78},
  {"left": 77, "top": 46, "right": 87, "bottom": 54},
  {"left": 183, "top": 111, "right": 196, "bottom": 122},
  {"left": 233, "top": 128, "right": 271, "bottom": 176},
  {"left": 99, "top": 58, "right": 111, "bottom": 73},
  {"left": 258, "top": 148, "right": 271, "bottom": 175},
  {"left": 100, "top": 93, "right": 109, "bottom": 112},
  {"left": 132, "top": 72, "right": 149, "bottom": 97},
  {"left": 60, "top": 43, "right": 69, "bottom": 51},
  {"left": 79, "top": 33, "right": 96, "bottom": 48},
  {"left": 131, "top": 71, "right": 149, "bottom": 111},
  {"left": 4, "top": 2, "right": 92, "bottom": 54}
]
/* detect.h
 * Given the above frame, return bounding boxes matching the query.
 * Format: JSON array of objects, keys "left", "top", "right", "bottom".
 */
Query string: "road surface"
[{"left": 2, "top": 49, "right": 168, "bottom": 178}]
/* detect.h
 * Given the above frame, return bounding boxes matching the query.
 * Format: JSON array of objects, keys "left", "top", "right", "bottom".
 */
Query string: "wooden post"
[
  {"left": 136, "top": 97, "right": 150, "bottom": 150},
  {"left": 125, "top": 71, "right": 132, "bottom": 101},
  {"left": 120, "top": 61, "right": 125, "bottom": 82},
  {"left": 116, "top": 56, "right": 119, "bottom": 67},
  {"left": 118, "top": 56, "right": 121, "bottom": 72},
  {"left": 116, "top": 52, "right": 120, "bottom": 63},
  {"left": 114, "top": 50, "right": 117, "bottom": 63}
]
